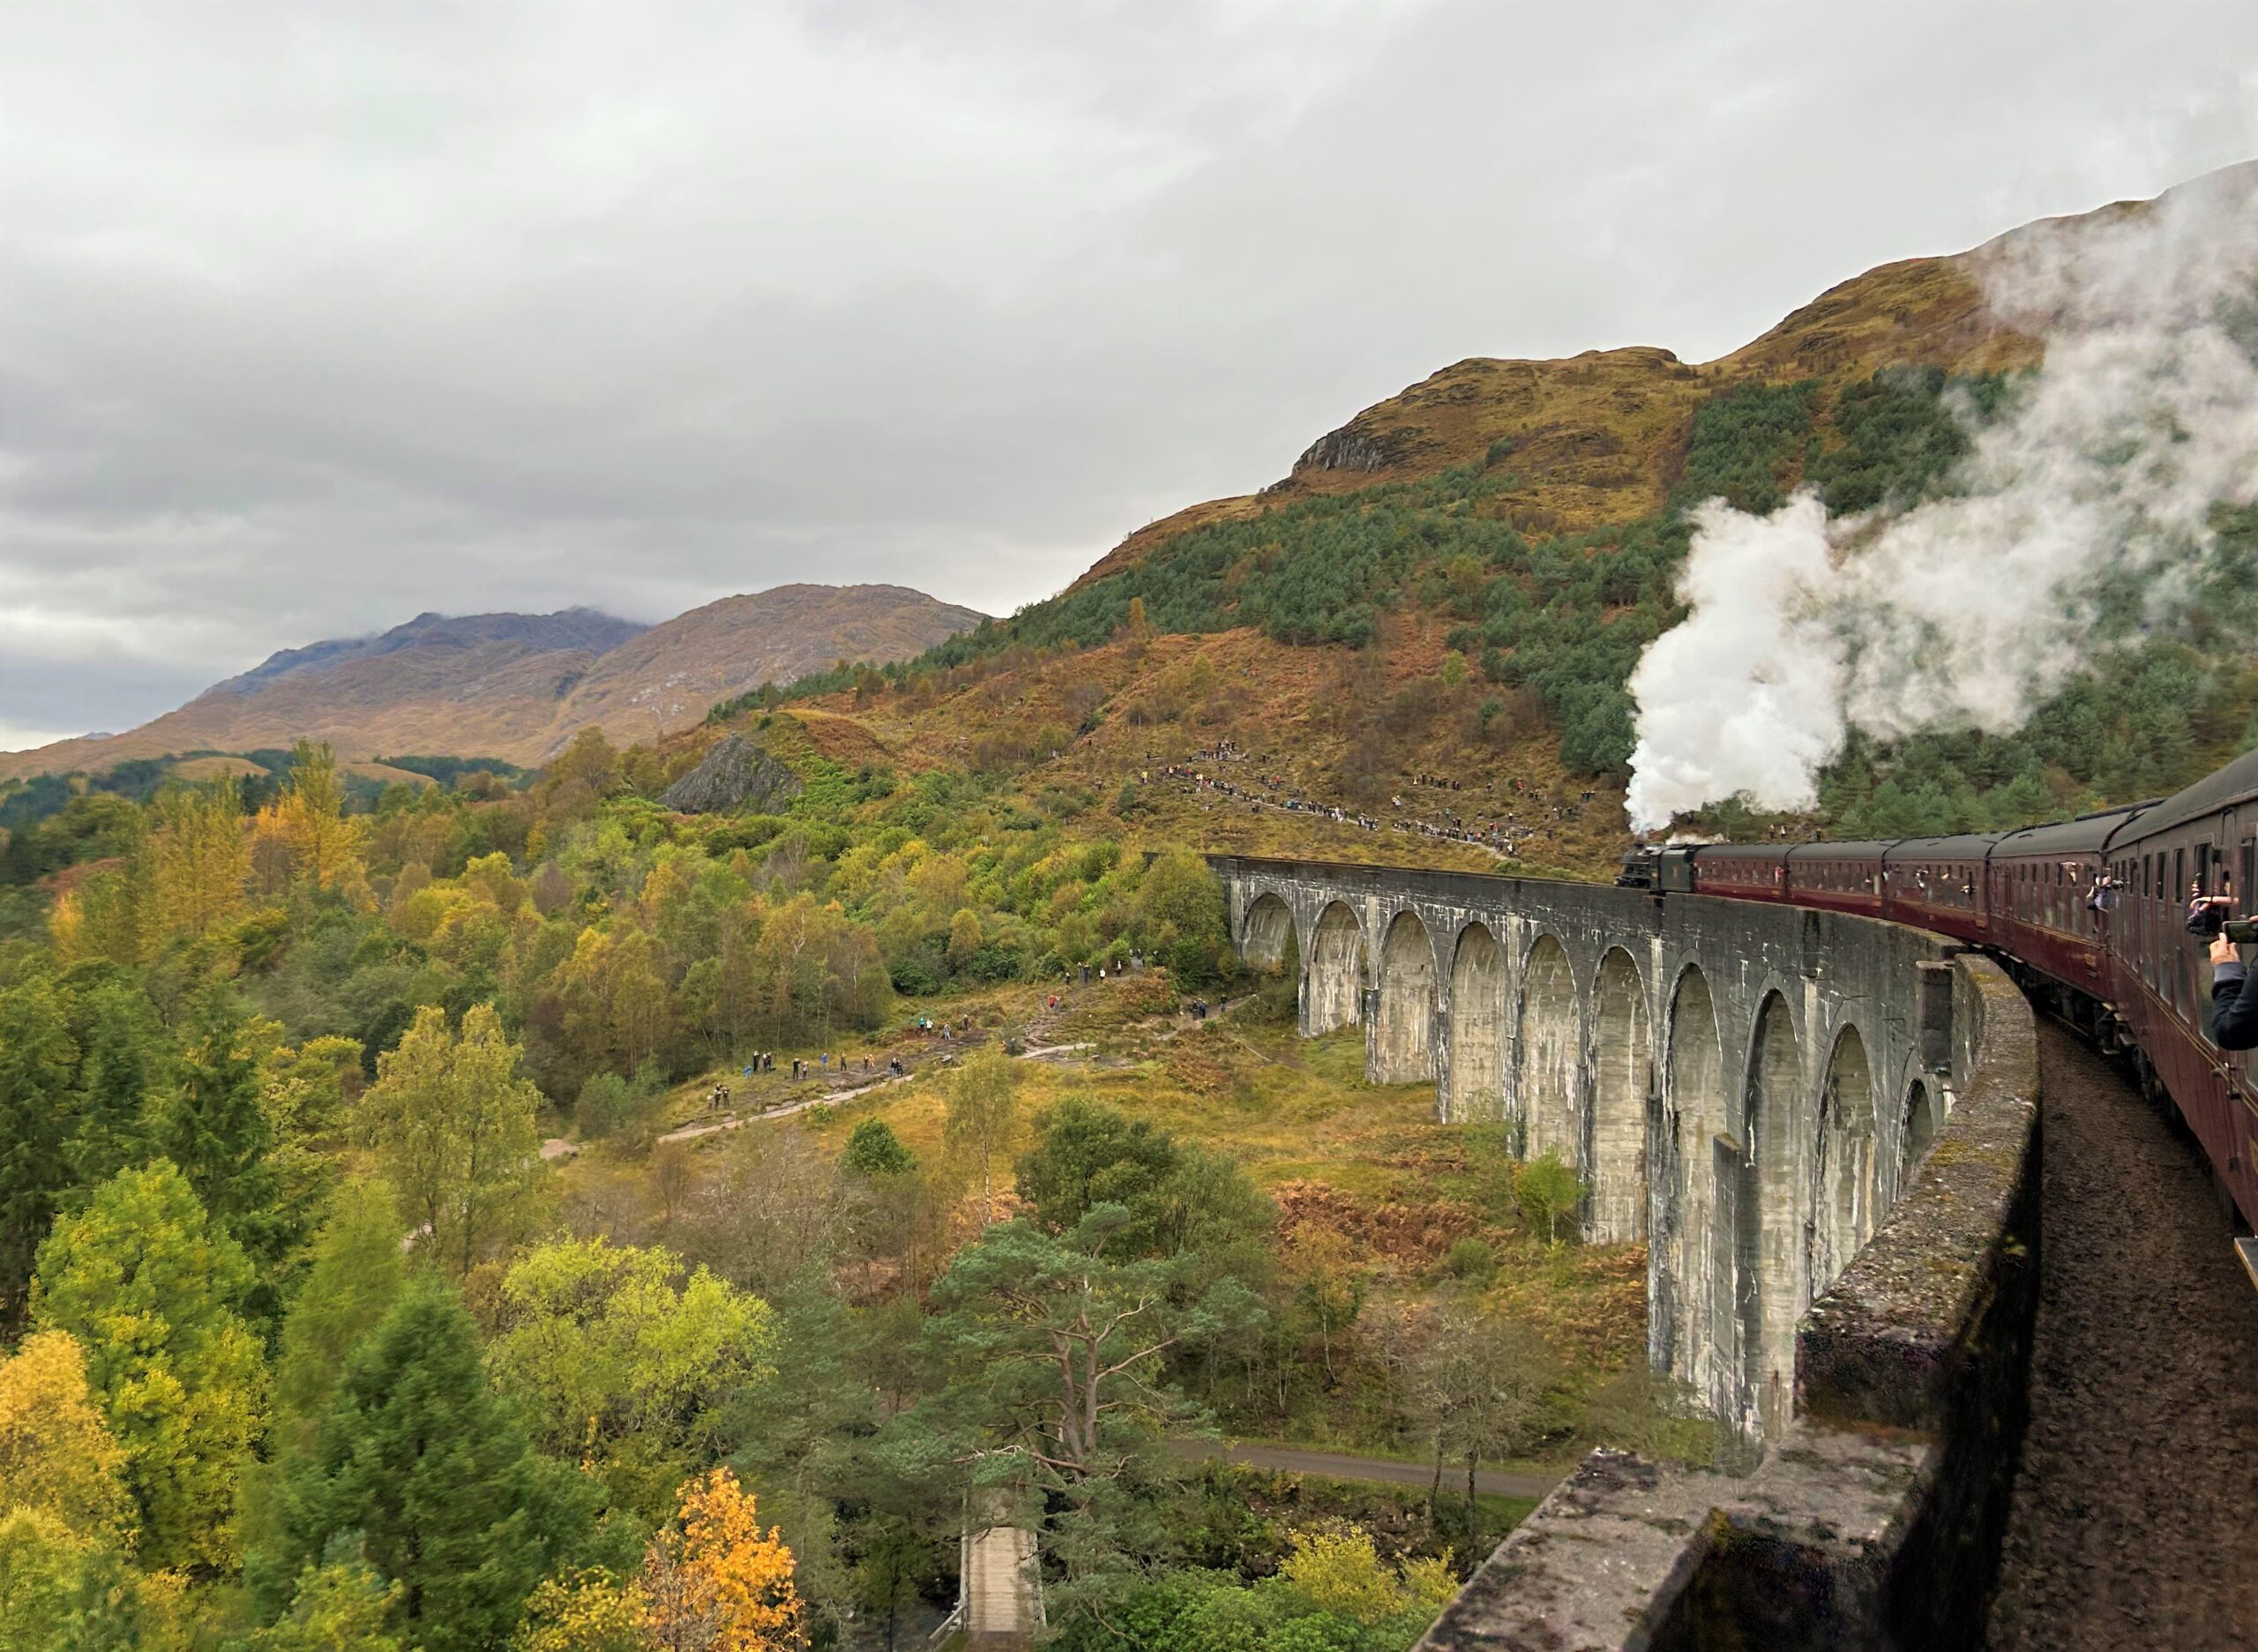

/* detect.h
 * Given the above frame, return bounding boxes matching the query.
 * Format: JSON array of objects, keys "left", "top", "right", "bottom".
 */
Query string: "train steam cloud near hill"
[{"left": 1625, "top": 161, "right": 2258, "bottom": 833}]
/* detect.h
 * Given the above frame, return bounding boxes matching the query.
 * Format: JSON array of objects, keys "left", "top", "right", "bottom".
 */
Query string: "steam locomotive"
[{"left": 1619, "top": 747, "right": 2258, "bottom": 1258}]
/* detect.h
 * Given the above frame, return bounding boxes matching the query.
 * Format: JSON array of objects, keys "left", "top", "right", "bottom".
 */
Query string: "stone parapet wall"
[{"left": 1412, "top": 954, "right": 2042, "bottom": 1652}]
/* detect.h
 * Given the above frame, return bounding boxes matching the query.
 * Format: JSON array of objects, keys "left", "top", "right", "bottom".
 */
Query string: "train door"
[{"left": 2174, "top": 845, "right": 2191, "bottom": 1014}]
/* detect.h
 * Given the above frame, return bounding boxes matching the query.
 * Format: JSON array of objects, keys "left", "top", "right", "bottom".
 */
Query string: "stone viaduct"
[{"left": 1213, "top": 856, "right": 1962, "bottom": 1440}]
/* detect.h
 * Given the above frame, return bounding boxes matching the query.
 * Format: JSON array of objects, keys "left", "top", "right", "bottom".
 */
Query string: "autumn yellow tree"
[
  {"left": 258, "top": 740, "right": 366, "bottom": 900},
  {"left": 147, "top": 779, "right": 250, "bottom": 944},
  {"left": 643, "top": 1469, "right": 804, "bottom": 1651},
  {"left": 514, "top": 1568, "right": 653, "bottom": 1652},
  {"left": 0, "top": 1330, "right": 134, "bottom": 1544},
  {"left": 47, "top": 868, "right": 145, "bottom": 968},
  {"left": 945, "top": 908, "right": 982, "bottom": 973}
]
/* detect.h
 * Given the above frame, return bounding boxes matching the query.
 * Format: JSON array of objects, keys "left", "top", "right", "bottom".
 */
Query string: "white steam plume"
[{"left": 1625, "top": 161, "right": 2258, "bottom": 833}]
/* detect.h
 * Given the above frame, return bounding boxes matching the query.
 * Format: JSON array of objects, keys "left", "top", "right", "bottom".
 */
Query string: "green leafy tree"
[
  {"left": 33, "top": 1160, "right": 266, "bottom": 1574},
  {"left": 262, "top": 1279, "right": 577, "bottom": 1652},
  {"left": 1510, "top": 1151, "right": 1586, "bottom": 1248},
  {"left": 1409, "top": 1300, "right": 1560, "bottom": 1549},
  {"left": 486, "top": 1237, "right": 775, "bottom": 1517},
  {"left": 1132, "top": 851, "right": 1230, "bottom": 985},
  {"left": 247, "top": 1535, "right": 406, "bottom": 1652},
  {"left": 362, "top": 1003, "right": 542, "bottom": 1277},
  {"left": 943, "top": 1044, "right": 1018, "bottom": 1213},
  {"left": 946, "top": 908, "right": 983, "bottom": 973},
  {"left": 0, "top": 1506, "right": 155, "bottom": 1652}
]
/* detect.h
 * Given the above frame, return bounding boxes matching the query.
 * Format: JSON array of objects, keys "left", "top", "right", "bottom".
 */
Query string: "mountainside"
[
  {"left": 0, "top": 584, "right": 984, "bottom": 780},
  {"left": 722, "top": 166, "right": 2255, "bottom": 876}
]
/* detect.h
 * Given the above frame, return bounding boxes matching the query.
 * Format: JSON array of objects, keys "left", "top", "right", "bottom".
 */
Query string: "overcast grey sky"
[{"left": 3, "top": 2, "right": 2254, "bottom": 750}]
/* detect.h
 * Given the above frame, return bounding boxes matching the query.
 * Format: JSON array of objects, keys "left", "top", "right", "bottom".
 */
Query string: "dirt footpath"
[{"left": 1985, "top": 1023, "right": 2258, "bottom": 1648}]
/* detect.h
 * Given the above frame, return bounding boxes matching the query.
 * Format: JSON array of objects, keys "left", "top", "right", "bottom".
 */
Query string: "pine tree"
[
  {"left": 241, "top": 1178, "right": 408, "bottom": 1574},
  {"left": 155, "top": 986, "right": 295, "bottom": 1300},
  {"left": 265, "top": 1279, "right": 562, "bottom": 1652},
  {"left": 267, "top": 1179, "right": 407, "bottom": 1454},
  {"left": 0, "top": 978, "right": 79, "bottom": 1332},
  {"left": 33, "top": 1161, "right": 265, "bottom": 1574},
  {"left": 61, "top": 981, "right": 164, "bottom": 1195}
]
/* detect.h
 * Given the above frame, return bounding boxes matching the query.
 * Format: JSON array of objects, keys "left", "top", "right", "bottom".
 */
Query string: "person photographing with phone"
[{"left": 2191, "top": 880, "right": 2258, "bottom": 1049}]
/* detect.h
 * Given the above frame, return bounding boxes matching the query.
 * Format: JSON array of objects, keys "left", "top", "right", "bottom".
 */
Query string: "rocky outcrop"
[
  {"left": 1294, "top": 423, "right": 1397, "bottom": 474},
  {"left": 660, "top": 736, "right": 803, "bottom": 815}
]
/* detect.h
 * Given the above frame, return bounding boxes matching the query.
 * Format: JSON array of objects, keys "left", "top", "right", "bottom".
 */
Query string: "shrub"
[
  {"left": 1444, "top": 1236, "right": 1496, "bottom": 1285},
  {"left": 1511, "top": 1152, "right": 1586, "bottom": 1247},
  {"left": 841, "top": 1118, "right": 916, "bottom": 1177}
]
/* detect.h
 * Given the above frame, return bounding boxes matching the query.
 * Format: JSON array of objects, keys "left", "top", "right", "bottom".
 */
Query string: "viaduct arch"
[{"left": 1217, "top": 855, "right": 1963, "bottom": 1442}]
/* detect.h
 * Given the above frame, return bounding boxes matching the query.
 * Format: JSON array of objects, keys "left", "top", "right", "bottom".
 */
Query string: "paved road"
[{"left": 1167, "top": 1439, "right": 1560, "bottom": 1500}]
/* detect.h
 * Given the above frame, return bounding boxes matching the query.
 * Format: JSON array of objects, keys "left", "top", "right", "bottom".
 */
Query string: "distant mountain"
[
  {"left": 0, "top": 585, "right": 984, "bottom": 779},
  {"left": 231, "top": 608, "right": 647, "bottom": 693}
]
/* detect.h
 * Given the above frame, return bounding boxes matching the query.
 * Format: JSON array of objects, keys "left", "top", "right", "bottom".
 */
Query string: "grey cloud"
[{"left": 3, "top": 0, "right": 2255, "bottom": 744}]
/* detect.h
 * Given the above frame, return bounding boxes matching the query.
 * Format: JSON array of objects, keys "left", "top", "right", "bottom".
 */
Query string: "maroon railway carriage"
[
  {"left": 1689, "top": 843, "right": 1792, "bottom": 901},
  {"left": 1879, "top": 834, "right": 1992, "bottom": 945},
  {"left": 1780, "top": 841, "right": 1888, "bottom": 916},
  {"left": 2099, "top": 751, "right": 2258, "bottom": 1232},
  {"left": 1988, "top": 806, "right": 2147, "bottom": 999},
  {"left": 1669, "top": 757, "right": 2258, "bottom": 1244}
]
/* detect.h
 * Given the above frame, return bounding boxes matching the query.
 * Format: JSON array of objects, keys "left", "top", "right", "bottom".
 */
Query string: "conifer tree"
[
  {"left": 33, "top": 1161, "right": 266, "bottom": 1574},
  {"left": 264, "top": 1279, "right": 563, "bottom": 1652},
  {"left": 268, "top": 1178, "right": 407, "bottom": 1454},
  {"left": 155, "top": 986, "right": 297, "bottom": 1302},
  {"left": 0, "top": 977, "right": 78, "bottom": 1331},
  {"left": 61, "top": 980, "right": 164, "bottom": 1195},
  {"left": 241, "top": 1178, "right": 407, "bottom": 1572}
]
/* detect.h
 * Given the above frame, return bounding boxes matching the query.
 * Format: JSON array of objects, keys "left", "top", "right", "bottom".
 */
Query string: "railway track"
[{"left": 1984, "top": 1021, "right": 2258, "bottom": 1648}]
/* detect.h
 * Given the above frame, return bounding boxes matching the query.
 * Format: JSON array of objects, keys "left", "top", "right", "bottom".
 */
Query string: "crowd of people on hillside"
[{"left": 1148, "top": 747, "right": 1596, "bottom": 860}]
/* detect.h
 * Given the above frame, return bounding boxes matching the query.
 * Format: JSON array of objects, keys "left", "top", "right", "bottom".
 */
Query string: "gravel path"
[
  {"left": 1164, "top": 1439, "right": 1559, "bottom": 1500},
  {"left": 1985, "top": 1022, "right": 2258, "bottom": 1649}
]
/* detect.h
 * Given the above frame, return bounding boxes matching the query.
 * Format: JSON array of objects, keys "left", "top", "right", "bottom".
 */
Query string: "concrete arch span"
[
  {"left": 1589, "top": 947, "right": 1650, "bottom": 1243},
  {"left": 1305, "top": 901, "right": 1365, "bottom": 1035},
  {"left": 1741, "top": 992, "right": 1806, "bottom": 1439},
  {"left": 1903, "top": 1079, "right": 1940, "bottom": 1185},
  {"left": 1515, "top": 935, "right": 1581, "bottom": 1162},
  {"left": 1810, "top": 1024, "right": 1878, "bottom": 1296},
  {"left": 1373, "top": 910, "right": 1439, "bottom": 1082},
  {"left": 1240, "top": 892, "right": 1294, "bottom": 971},
  {"left": 1445, "top": 923, "right": 1507, "bottom": 1122}
]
